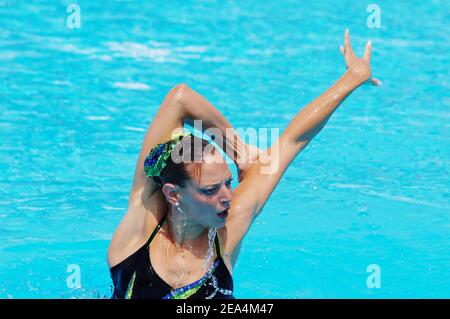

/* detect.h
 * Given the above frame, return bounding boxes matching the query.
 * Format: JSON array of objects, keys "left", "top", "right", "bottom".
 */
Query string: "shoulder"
[{"left": 107, "top": 181, "right": 167, "bottom": 268}]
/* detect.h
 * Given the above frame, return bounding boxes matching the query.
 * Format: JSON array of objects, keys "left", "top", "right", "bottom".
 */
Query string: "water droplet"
[
  {"left": 357, "top": 206, "right": 369, "bottom": 217},
  {"left": 358, "top": 211, "right": 368, "bottom": 217},
  {"left": 202, "top": 228, "right": 216, "bottom": 272}
]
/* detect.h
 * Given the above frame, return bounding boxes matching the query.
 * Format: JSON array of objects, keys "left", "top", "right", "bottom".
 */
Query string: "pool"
[{"left": 0, "top": 0, "right": 449, "bottom": 298}]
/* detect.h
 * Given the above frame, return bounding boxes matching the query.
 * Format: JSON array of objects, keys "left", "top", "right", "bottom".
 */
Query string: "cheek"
[
  {"left": 192, "top": 193, "right": 217, "bottom": 210},
  {"left": 200, "top": 196, "right": 217, "bottom": 209}
]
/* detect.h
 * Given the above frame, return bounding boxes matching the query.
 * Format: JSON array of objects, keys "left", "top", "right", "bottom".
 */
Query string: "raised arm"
[
  {"left": 223, "top": 30, "right": 380, "bottom": 263},
  {"left": 244, "top": 29, "right": 379, "bottom": 210},
  {"left": 129, "top": 84, "right": 247, "bottom": 204}
]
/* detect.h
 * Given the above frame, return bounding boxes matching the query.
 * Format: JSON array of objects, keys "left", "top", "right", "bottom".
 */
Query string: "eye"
[
  {"left": 202, "top": 188, "right": 217, "bottom": 195},
  {"left": 225, "top": 179, "right": 233, "bottom": 188}
]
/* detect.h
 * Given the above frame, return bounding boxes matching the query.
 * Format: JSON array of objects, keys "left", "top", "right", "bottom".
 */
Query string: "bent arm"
[
  {"left": 130, "top": 84, "right": 246, "bottom": 202},
  {"left": 117, "top": 84, "right": 247, "bottom": 265},
  {"left": 176, "top": 85, "right": 248, "bottom": 166}
]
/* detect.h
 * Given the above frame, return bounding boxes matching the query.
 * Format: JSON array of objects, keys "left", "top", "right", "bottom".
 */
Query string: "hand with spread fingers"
[{"left": 340, "top": 29, "right": 382, "bottom": 86}]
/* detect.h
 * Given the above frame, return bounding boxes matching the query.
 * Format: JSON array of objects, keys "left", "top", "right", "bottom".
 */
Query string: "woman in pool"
[{"left": 108, "top": 30, "right": 381, "bottom": 299}]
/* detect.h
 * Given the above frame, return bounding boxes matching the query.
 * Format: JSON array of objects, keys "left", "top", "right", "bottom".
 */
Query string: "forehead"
[{"left": 192, "top": 153, "right": 232, "bottom": 186}]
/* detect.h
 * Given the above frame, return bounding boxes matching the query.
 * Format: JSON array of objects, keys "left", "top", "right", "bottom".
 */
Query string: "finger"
[
  {"left": 364, "top": 40, "right": 372, "bottom": 62},
  {"left": 371, "top": 77, "right": 382, "bottom": 86},
  {"left": 344, "top": 29, "right": 353, "bottom": 55},
  {"left": 344, "top": 29, "right": 349, "bottom": 52}
]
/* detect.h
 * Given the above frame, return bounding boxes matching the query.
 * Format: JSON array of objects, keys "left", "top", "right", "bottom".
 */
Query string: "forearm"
[
  {"left": 176, "top": 84, "right": 246, "bottom": 163},
  {"left": 282, "top": 69, "right": 365, "bottom": 144}
]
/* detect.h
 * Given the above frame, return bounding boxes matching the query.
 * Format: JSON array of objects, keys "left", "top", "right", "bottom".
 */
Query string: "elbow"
[
  {"left": 171, "top": 83, "right": 190, "bottom": 103},
  {"left": 162, "top": 83, "right": 191, "bottom": 115}
]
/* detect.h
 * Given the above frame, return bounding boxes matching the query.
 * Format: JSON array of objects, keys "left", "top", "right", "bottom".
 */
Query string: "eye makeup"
[{"left": 201, "top": 177, "right": 233, "bottom": 195}]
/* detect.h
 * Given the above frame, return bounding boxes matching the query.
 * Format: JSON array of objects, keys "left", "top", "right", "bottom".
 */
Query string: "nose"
[
  {"left": 220, "top": 197, "right": 230, "bottom": 209},
  {"left": 219, "top": 184, "right": 232, "bottom": 208}
]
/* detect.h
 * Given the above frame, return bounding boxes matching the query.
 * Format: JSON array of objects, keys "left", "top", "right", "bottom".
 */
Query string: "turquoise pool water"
[{"left": 0, "top": 0, "right": 449, "bottom": 298}]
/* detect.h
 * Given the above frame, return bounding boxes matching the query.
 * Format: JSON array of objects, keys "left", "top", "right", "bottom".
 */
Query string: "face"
[{"left": 178, "top": 151, "right": 233, "bottom": 228}]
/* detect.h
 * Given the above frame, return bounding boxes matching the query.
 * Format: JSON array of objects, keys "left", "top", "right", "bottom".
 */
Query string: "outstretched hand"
[{"left": 340, "top": 29, "right": 381, "bottom": 86}]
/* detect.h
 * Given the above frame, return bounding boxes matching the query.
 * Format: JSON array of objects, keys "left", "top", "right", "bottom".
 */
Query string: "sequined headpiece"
[{"left": 144, "top": 131, "right": 193, "bottom": 178}]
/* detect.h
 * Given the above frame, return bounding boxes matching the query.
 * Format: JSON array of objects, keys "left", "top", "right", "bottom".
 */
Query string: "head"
[{"left": 146, "top": 134, "right": 233, "bottom": 229}]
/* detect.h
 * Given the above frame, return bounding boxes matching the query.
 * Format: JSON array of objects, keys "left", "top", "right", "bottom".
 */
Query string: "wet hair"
[{"left": 153, "top": 135, "right": 217, "bottom": 188}]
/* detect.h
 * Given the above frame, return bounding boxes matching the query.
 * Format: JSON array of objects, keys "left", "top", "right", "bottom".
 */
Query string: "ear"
[{"left": 161, "top": 183, "right": 180, "bottom": 206}]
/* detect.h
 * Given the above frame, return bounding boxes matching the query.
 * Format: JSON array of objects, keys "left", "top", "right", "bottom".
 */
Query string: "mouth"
[{"left": 217, "top": 209, "right": 229, "bottom": 219}]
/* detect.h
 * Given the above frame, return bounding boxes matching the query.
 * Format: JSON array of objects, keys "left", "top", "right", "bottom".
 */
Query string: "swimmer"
[{"left": 107, "top": 29, "right": 380, "bottom": 299}]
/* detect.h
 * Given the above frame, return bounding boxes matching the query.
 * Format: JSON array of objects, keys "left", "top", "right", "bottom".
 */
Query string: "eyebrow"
[{"left": 201, "top": 175, "right": 233, "bottom": 188}]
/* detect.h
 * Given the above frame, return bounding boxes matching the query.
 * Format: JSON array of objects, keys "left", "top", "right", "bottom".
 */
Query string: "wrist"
[
  {"left": 342, "top": 68, "right": 368, "bottom": 90},
  {"left": 346, "top": 63, "right": 371, "bottom": 86}
]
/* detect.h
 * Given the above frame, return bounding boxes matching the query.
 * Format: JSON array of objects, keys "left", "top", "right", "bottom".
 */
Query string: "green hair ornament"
[{"left": 144, "top": 131, "right": 193, "bottom": 178}]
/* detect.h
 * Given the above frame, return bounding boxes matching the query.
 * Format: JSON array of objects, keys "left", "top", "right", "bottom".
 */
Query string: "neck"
[{"left": 166, "top": 206, "right": 207, "bottom": 248}]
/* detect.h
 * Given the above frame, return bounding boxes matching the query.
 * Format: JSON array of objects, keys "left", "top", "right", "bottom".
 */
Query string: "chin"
[
  {"left": 206, "top": 219, "right": 226, "bottom": 229},
  {"left": 216, "top": 218, "right": 227, "bottom": 228},
  {"left": 215, "top": 222, "right": 226, "bottom": 229}
]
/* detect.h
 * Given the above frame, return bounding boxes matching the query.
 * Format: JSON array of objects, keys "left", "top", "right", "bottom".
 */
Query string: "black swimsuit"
[{"left": 110, "top": 214, "right": 234, "bottom": 299}]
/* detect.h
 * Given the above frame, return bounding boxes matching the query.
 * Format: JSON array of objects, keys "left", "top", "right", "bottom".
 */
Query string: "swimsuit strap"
[
  {"left": 214, "top": 232, "right": 222, "bottom": 259},
  {"left": 145, "top": 213, "right": 167, "bottom": 246}
]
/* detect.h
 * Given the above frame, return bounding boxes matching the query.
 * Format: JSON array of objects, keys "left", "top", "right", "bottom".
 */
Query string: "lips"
[{"left": 217, "top": 209, "right": 229, "bottom": 219}]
